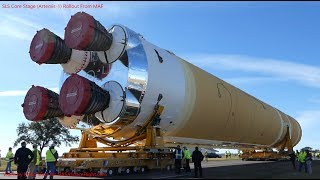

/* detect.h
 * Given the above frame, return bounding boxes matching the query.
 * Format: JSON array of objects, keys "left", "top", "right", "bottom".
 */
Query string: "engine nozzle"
[
  {"left": 59, "top": 74, "right": 110, "bottom": 116},
  {"left": 64, "top": 12, "right": 113, "bottom": 51},
  {"left": 29, "top": 28, "right": 72, "bottom": 64},
  {"left": 22, "top": 86, "right": 64, "bottom": 121}
]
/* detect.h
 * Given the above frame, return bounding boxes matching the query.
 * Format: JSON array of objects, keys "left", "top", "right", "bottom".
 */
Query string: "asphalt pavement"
[{"left": 0, "top": 159, "right": 318, "bottom": 179}]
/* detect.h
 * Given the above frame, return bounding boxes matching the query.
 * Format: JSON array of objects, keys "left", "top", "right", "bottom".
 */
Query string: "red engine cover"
[
  {"left": 22, "top": 86, "right": 49, "bottom": 121},
  {"left": 29, "top": 29, "right": 55, "bottom": 64},
  {"left": 59, "top": 74, "right": 92, "bottom": 116},
  {"left": 64, "top": 12, "right": 95, "bottom": 50}
]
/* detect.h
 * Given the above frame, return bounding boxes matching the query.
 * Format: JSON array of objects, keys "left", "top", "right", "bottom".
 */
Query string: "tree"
[
  {"left": 14, "top": 118, "right": 79, "bottom": 158},
  {"left": 301, "top": 147, "right": 313, "bottom": 151}
]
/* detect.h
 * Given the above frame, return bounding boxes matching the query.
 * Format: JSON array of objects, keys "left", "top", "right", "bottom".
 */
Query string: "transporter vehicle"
[{"left": 22, "top": 11, "right": 302, "bottom": 175}]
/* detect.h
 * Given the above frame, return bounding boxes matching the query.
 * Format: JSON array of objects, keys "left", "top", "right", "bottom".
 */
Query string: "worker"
[
  {"left": 174, "top": 145, "right": 183, "bottom": 174},
  {"left": 27, "top": 144, "right": 41, "bottom": 179},
  {"left": 192, "top": 146, "right": 204, "bottom": 178},
  {"left": 183, "top": 146, "right": 191, "bottom": 174},
  {"left": 5, "top": 147, "right": 14, "bottom": 174},
  {"left": 227, "top": 151, "right": 231, "bottom": 158},
  {"left": 204, "top": 151, "right": 208, "bottom": 162},
  {"left": 305, "top": 150, "right": 313, "bottom": 174},
  {"left": 298, "top": 149, "right": 307, "bottom": 172},
  {"left": 14, "top": 142, "right": 34, "bottom": 179},
  {"left": 43, "top": 144, "right": 58, "bottom": 179},
  {"left": 237, "top": 150, "right": 241, "bottom": 158}
]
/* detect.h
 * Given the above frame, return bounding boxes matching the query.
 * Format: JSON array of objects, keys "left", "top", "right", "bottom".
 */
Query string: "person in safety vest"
[
  {"left": 183, "top": 146, "right": 191, "bottom": 174},
  {"left": 174, "top": 145, "right": 183, "bottom": 174},
  {"left": 5, "top": 147, "right": 14, "bottom": 174},
  {"left": 27, "top": 144, "right": 41, "bottom": 179},
  {"left": 43, "top": 144, "right": 58, "bottom": 179},
  {"left": 298, "top": 150, "right": 307, "bottom": 172}
]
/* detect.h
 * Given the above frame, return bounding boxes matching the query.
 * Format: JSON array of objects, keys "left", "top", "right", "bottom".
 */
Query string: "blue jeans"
[
  {"left": 306, "top": 160, "right": 312, "bottom": 174},
  {"left": 44, "top": 162, "right": 56, "bottom": 178},
  {"left": 5, "top": 161, "right": 12, "bottom": 173},
  {"left": 298, "top": 161, "right": 307, "bottom": 172}
]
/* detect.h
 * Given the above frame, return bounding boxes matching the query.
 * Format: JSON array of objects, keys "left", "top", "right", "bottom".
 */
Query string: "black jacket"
[
  {"left": 288, "top": 152, "right": 296, "bottom": 160},
  {"left": 14, "top": 147, "right": 34, "bottom": 167},
  {"left": 192, "top": 149, "right": 204, "bottom": 163}
]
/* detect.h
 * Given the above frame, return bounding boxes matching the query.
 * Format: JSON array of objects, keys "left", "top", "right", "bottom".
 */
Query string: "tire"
[
  {"left": 140, "top": 167, "right": 146, "bottom": 173},
  {"left": 166, "top": 165, "right": 172, "bottom": 171},
  {"left": 107, "top": 168, "right": 114, "bottom": 176},
  {"left": 133, "top": 166, "right": 139, "bottom": 173},
  {"left": 117, "top": 167, "right": 123, "bottom": 174},
  {"left": 124, "top": 167, "right": 131, "bottom": 174}
]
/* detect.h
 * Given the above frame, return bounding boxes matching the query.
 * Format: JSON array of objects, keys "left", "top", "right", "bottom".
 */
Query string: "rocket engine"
[{"left": 22, "top": 12, "right": 302, "bottom": 149}]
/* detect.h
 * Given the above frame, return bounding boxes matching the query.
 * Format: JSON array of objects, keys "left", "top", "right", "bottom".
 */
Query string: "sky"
[{"left": 0, "top": 1, "right": 319, "bottom": 156}]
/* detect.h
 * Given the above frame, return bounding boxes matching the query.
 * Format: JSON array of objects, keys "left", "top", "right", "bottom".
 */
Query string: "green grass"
[{"left": 0, "top": 159, "right": 17, "bottom": 171}]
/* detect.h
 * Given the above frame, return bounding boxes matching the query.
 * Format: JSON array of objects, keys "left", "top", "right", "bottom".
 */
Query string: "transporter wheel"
[
  {"left": 99, "top": 168, "right": 106, "bottom": 176},
  {"left": 64, "top": 167, "right": 71, "bottom": 173},
  {"left": 166, "top": 165, "right": 172, "bottom": 171},
  {"left": 124, "top": 167, "right": 131, "bottom": 174},
  {"left": 107, "top": 168, "right": 114, "bottom": 176},
  {"left": 140, "top": 167, "right": 146, "bottom": 173},
  {"left": 83, "top": 168, "right": 94, "bottom": 177},
  {"left": 117, "top": 167, "right": 123, "bottom": 174},
  {"left": 133, "top": 166, "right": 139, "bottom": 173}
]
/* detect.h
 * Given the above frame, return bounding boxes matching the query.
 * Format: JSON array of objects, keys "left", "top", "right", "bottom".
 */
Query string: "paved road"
[
  {"left": 0, "top": 160, "right": 318, "bottom": 179},
  {"left": 0, "top": 160, "right": 266, "bottom": 179}
]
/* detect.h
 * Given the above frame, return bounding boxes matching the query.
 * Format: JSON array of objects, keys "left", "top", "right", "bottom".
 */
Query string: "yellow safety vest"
[
  {"left": 33, "top": 149, "right": 41, "bottom": 165},
  {"left": 5, "top": 151, "right": 14, "bottom": 162},
  {"left": 298, "top": 151, "right": 307, "bottom": 163},
  {"left": 183, "top": 149, "right": 191, "bottom": 159},
  {"left": 45, "top": 149, "right": 57, "bottom": 162}
]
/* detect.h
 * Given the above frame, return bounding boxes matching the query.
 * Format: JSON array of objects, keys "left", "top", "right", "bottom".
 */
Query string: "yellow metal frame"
[
  {"left": 240, "top": 126, "right": 293, "bottom": 160},
  {"left": 64, "top": 104, "right": 165, "bottom": 156},
  {"left": 52, "top": 103, "right": 175, "bottom": 173}
]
